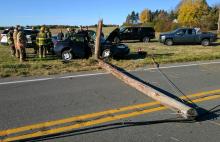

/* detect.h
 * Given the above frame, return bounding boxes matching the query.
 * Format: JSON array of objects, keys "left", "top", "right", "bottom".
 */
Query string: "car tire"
[
  {"left": 114, "top": 37, "right": 120, "bottom": 44},
  {"left": 101, "top": 49, "right": 111, "bottom": 59},
  {"left": 165, "top": 39, "right": 173, "bottom": 46},
  {"left": 142, "top": 36, "right": 150, "bottom": 43},
  {"left": 62, "top": 50, "right": 73, "bottom": 61},
  {"left": 201, "top": 39, "right": 210, "bottom": 46}
]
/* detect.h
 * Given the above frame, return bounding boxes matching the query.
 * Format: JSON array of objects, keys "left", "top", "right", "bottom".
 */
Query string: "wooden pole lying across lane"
[
  {"left": 94, "top": 19, "right": 197, "bottom": 119},
  {"left": 98, "top": 60, "right": 197, "bottom": 119}
]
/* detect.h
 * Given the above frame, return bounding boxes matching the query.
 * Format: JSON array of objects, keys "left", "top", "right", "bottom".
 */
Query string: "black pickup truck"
[{"left": 159, "top": 28, "right": 217, "bottom": 46}]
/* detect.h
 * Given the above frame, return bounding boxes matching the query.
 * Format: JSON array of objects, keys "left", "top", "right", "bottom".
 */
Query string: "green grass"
[
  {"left": 0, "top": 27, "right": 220, "bottom": 78},
  {"left": 110, "top": 39, "right": 220, "bottom": 69},
  {"left": 0, "top": 46, "right": 101, "bottom": 77}
]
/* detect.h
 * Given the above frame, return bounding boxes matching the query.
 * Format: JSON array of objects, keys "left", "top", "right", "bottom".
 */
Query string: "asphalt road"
[{"left": 0, "top": 61, "right": 220, "bottom": 142}]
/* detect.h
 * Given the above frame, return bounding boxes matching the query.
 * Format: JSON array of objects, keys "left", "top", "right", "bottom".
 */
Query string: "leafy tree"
[
  {"left": 140, "top": 9, "right": 151, "bottom": 24},
  {"left": 124, "top": 11, "right": 139, "bottom": 25},
  {"left": 177, "top": 0, "right": 209, "bottom": 27},
  {"left": 154, "top": 11, "right": 173, "bottom": 32}
]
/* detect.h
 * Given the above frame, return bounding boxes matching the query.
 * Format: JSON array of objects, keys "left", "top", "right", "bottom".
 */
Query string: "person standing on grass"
[
  {"left": 45, "top": 27, "right": 52, "bottom": 53},
  {"left": 31, "top": 26, "right": 38, "bottom": 54},
  {"left": 7, "top": 27, "right": 15, "bottom": 56},
  {"left": 13, "top": 26, "right": 19, "bottom": 58},
  {"left": 65, "top": 28, "right": 75, "bottom": 39},
  {"left": 57, "top": 30, "right": 64, "bottom": 41},
  {"left": 36, "top": 26, "right": 48, "bottom": 58},
  {"left": 16, "top": 27, "right": 27, "bottom": 62}
]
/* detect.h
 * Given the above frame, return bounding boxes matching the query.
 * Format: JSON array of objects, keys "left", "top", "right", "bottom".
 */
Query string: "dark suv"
[{"left": 107, "top": 26, "right": 155, "bottom": 43}]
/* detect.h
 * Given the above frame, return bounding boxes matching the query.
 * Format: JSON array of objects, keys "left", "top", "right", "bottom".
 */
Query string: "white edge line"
[
  {"left": 60, "top": 73, "right": 108, "bottom": 79},
  {"left": 0, "top": 78, "right": 53, "bottom": 85},
  {"left": 143, "top": 61, "right": 220, "bottom": 71},
  {"left": 0, "top": 61, "right": 220, "bottom": 85}
]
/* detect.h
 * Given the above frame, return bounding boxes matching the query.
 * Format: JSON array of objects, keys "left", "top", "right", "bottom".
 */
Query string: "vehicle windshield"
[
  {"left": 2, "top": 30, "right": 9, "bottom": 34},
  {"left": 171, "top": 29, "right": 180, "bottom": 33},
  {"left": 119, "top": 27, "right": 126, "bottom": 32}
]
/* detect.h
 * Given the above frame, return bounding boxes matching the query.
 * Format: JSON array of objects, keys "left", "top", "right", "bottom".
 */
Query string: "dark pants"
[
  {"left": 39, "top": 45, "right": 46, "bottom": 58},
  {"left": 9, "top": 44, "right": 16, "bottom": 56},
  {"left": 32, "top": 42, "right": 38, "bottom": 54}
]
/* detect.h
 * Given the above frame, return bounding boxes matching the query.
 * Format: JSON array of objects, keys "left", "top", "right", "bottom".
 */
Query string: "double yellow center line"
[{"left": 1, "top": 89, "right": 220, "bottom": 142}]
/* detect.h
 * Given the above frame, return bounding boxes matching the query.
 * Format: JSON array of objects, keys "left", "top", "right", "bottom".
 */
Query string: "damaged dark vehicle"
[
  {"left": 106, "top": 26, "right": 155, "bottom": 43},
  {"left": 53, "top": 31, "right": 130, "bottom": 61}
]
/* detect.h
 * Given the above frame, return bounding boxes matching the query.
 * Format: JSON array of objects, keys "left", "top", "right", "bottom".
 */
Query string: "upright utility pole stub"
[{"left": 95, "top": 19, "right": 103, "bottom": 60}]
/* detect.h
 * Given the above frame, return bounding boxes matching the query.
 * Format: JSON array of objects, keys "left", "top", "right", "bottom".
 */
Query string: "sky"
[{"left": 0, "top": 0, "right": 219, "bottom": 26}]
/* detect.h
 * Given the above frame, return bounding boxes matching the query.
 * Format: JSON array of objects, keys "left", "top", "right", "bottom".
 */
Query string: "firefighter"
[
  {"left": 45, "top": 27, "right": 52, "bottom": 53},
  {"left": 36, "top": 26, "right": 47, "bottom": 58},
  {"left": 7, "top": 27, "right": 15, "bottom": 56},
  {"left": 13, "top": 26, "right": 19, "bottom": 58},
  {"left": 16, "top": 27, "right": 27, "bottom": 62},
  {"left": 31, "top": 26, "right": 38, "bottom": 54}
]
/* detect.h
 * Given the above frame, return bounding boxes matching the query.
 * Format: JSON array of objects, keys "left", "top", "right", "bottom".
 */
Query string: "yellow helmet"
[{"left": 40, "top": 27, "right": 45, "bottom": 32}]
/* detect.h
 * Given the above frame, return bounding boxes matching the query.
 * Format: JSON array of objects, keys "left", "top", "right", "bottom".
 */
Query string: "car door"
[
  {"left": 131, "top": 27, "right": 139, "bottom": 40},
  {"left": 69, "top": 35, "right": 86, "bottom": 58},
  {"left": 184, "top": 29, "right": 196, "bottom": 43},
  {"left": 120, "top": 27, "right": 132, "bottom": 40},
  {"left": 173, "top": 29, "right": 187, "bottom": 43}
]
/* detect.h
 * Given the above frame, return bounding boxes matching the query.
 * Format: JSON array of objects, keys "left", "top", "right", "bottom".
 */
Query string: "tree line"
[
  {"left": 0, "top": 24, "right": 119, "bottom": 31},
  {"left": 124, "top": 0, "right": 220, "bottom": 32}
]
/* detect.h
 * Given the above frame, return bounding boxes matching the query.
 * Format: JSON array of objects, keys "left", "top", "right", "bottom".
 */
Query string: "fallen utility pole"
[
  {"left": 98, "top": 60, "right": 197, "bottom": 119},
  {"left": 94, "top": 19, "right": 197, "bottom": 119}
]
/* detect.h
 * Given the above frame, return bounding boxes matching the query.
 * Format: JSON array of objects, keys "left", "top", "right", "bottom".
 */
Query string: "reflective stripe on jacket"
[{"left": 37, "top": 32, "right": 47, "bottom": 46}]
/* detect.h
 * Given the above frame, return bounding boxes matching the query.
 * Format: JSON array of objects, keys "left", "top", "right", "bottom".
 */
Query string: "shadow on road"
[
  {"left": 26, "top": 106, "right": 220, "bottom": 142},
  {"left": 118, "top": 52, "right": 174, "bottom": 60}
]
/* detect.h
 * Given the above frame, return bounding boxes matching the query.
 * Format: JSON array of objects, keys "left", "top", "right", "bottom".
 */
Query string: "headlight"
[{"left": 161, "top": 35, "right": 166, "bottom": 40}]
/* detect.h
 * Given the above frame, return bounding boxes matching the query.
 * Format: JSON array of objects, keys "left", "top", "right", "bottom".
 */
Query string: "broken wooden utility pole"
[
  {"left": 94, "top": 20, "right": 197, "bottom": 119},
  {"left": 218, "top": 7, "right": 220, "bottom": 33},
  {"left": 98, "top": 60, "right": 197, "bottom": 119},
  {"left": 95, "top": 19, "right": 103, "bottom": 59}
]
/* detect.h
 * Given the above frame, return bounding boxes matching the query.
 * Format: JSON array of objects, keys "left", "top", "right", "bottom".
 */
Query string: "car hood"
[
  {"left": 106, "top": 28, "right": 120, "bottom": 41},
  {"left": 160, "top": 31, "right": 175, "bottom": 36}
]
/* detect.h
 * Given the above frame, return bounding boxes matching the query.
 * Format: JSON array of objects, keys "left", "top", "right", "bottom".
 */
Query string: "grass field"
[{"left": 0, "top": 27, "right": 220, "bottom": 78}]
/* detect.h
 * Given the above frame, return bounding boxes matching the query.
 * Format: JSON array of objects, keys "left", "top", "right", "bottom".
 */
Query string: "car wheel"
[
  {"left": 142, "top": 36, "right": 150, "bottom": 43},
  {"left": 102, "top": 49, "right": 111, "bottom": 58},
  {"left": 114, "top": 37, "right": 120, "bottom": 44},
  {"left": 201, "top": 39, "right": 210, "bottom": 46},
  {"left": 165, "top": 39, "right": 173, "bottom": 46},
  {"left": 62, "top": 50, "right": 73, "bottom": 61}
]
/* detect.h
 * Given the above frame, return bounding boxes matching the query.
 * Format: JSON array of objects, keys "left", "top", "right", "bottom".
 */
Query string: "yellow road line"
[
  {"left": 3, "top": 94, "right": 220, "bottom": 142},
  {"left": 0, "top": 89, "right": 220, "bottom": 137}
]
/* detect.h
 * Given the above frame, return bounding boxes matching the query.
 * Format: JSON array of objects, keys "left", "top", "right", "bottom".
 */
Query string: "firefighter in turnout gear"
[
  {"left": 37, "top": 27, "right": 48, "bottom": 58},
  {"left": 7, "top": 28, "right": 16, "bottom": 56},
  {"left": 45, "top": 27, "right": 52, "bottom": 53},
  {"left": 16, "top": 27, "right": 27, "bottom": 62},
  {"left": 13, "top": 26, "right": 19, "bottom": 58},
  {"left": 31, "top": 26, "right": 38, "bottom": 54}
]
